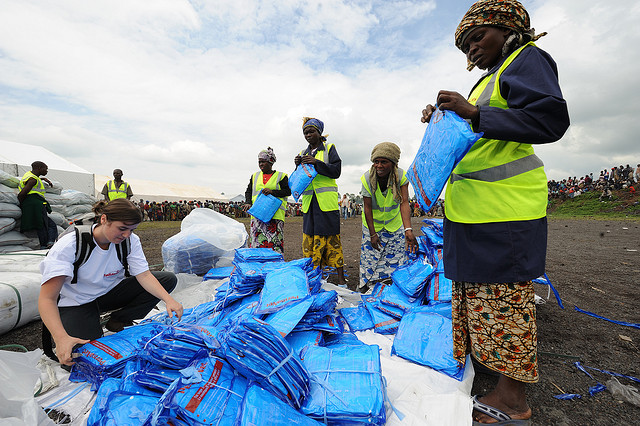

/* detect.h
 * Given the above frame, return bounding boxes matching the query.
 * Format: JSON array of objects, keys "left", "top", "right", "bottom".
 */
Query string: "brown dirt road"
[{"left": 1, "top": 215, "right": 639, "bottom": 425}]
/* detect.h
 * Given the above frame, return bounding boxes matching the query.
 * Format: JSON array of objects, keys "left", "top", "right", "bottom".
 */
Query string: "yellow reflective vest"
[
  {"left": 106, "top": 180, "right": 129, "bottom": 200},
  {"left": 18, "top": 171, "right": 45, "bottom": 197},
  {"left": 445, "top": 42, "right": 548, "bottom": 224},
  {"left": 251, "top": 171, "right": 288, "bottom": 221},
  {"left": 299, "top": 143, "right": 339, "bottom": 213},
  {"left": 361, "top": 169, "right": 408, "bottom": 233}
]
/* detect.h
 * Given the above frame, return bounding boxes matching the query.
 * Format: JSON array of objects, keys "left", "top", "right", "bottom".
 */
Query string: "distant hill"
[{"left": 547, "top": 188, "right": 640, "bottom": 219}]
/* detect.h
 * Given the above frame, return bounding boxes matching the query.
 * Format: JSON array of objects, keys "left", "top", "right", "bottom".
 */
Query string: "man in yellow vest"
[
  {"left": 17, "top": 161, "right": 58, "bottom": 249},
  {"left": 102, "top": 169, "right": 133, "bottom": 201},
  {"left": 295, "top": 117, "right": 346, "bottom": 286}
]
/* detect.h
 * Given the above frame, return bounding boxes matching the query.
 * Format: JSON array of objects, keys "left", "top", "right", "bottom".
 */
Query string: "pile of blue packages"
[
  {"left": 289, "top": 164, "right": 318, "bottom": 202},
  {"left": 392, "top": 306, "right": 464, "bottom": 381},
  {"left": 247, "top": 192, "right": 284, "bottom": 223},
  {"left": 161, "top": 234, "right": 218, "bottom": 275},
  {"left": 391, "top": 256, "right": 435, "bottom": 300},
  {"left": 258, "top": 266, "right": 309, "bottom": 314},
  {"left": 296, "top": 290, "right": 338, "bottom": 326},
  {"left": 149, "top": 353, "right": 248, "bottom": 425},
  {"left": 70, "top": 323, "right": 166, "bottom": 390},
  {"left": 234, "top": 247, "right": 284, "bottom": 263},
  {"left": 140, "top": 324, "right": 221, "bottom": 369},
  {"left": 237, "top": 384, "right": 322, "bottom": 426},
  {"left": 339, "top": 303, "right": 374, "bottom": 332},
  {"left": 203, "top": 266, "right": 234, "bottom": 281},
  {"left": 300, "top": 344, "right": 386, "bottom": 425},
  {"left": 224, "top": 317, "right": 311, "bottom": 409}
]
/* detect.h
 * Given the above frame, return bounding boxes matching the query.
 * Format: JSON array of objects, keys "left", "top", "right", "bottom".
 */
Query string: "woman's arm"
[
  {"left": 314, "top": 145, "right": 342, "bottom": 179},
  {"left": 38, "top": 276, "right": 90, "bottom": 365},
  {"left": 135, "top": 270, "right": 183, "bottom": 320},
  {"left": 268, "top": 175, "right": 292, "bottom": 198},
  {"left": 399, "top": 184, "right": 417, "bottom": 253},
  {"left": 363, "top": 196, "right": 381, "bottom": 250}
]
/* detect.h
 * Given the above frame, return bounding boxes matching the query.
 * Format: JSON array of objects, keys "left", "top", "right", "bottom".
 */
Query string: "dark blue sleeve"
[
  {"left": 315, "top": 144, "right": 342, "bottom": 179},
  {"left": 476, "top": 46, "right": 570, "bottom": 144}
]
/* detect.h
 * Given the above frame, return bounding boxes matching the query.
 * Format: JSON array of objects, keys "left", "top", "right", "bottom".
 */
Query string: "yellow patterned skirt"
[
  {"left": 452, "top": 281, "right": 538, "bottom": 383},
  {"left": 302, "top": 234, "right": 344, "bottom": 269}
]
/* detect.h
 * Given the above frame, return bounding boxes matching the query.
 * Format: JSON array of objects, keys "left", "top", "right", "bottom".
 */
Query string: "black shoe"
[{"left": 105, "top": 318, "right": 133, "bottom": 332}]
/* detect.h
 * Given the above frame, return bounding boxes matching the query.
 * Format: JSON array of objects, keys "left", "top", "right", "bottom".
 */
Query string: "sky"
[{"left": 1, "top": 0, "right": 639, "bottom": 199}]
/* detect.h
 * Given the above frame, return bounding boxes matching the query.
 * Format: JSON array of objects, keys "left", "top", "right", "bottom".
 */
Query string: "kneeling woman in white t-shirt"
[{"left": 39, "top": 199, "right": 183, "bottom": 366}]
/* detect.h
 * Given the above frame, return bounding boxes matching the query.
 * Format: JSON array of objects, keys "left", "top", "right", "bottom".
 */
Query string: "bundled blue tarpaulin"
[
  {"left": 258, "top": 267, "right": 310, "bottom": 314},
  {"left": 339, "top": 303, "right": 374, "bottom": 332},
  {"left": 87, "top": 377, "right": 159, "bottom": 426},
  {"left": 362, "top": 294, "right": 400, "bottom": 335},
  {"left": 426, "top": 272, "right": 453, "bottom": 302},
  {"left": 391, "top": 256, "right": 435, "bottom": 300},
  {"left": 149, "top": 354, "right": 248, "bottom": 426},
  {"left": 247, "top": 192, "right": 284, "bottom": 223},
  {"left": 296, "top": 290, "right": 338, "bottom": 326},
  {"left": 203, "top": 266, "right": 234, "bottom": 281},
  {"left": 286, "top": 330, "right": 324, "bottom": 356},
  {"left": 300, "top": 344, "right": 386, "bottom": 425},
  {"left": 407, "top": 108, "right": 482, "bottom": 212},
  {"left": 379, "top": 282, "right": 422, "bottom": 315},
  {"left": 293, "top": 313, "right": 345, "bottom": 335},
  {"left": 237, "top": 384, "right": 322, "bottom": 426},
  {"left": 265, "top": 297, "right": 314, "bottom": 337},
  {"left": 234, "top": 247, "right": 284, "bottom": 263},
  {"left": 289, "top": 164, "right": 318, "bottom": 202},
  {"left": 392, "top": 307, "right": 464, "bottom": 381},
  {"left": 223, "top": 317, "right": 311, "bottom": 409},
  {"left": 139, "top": 324, "right": 221, "bottom": 370}
]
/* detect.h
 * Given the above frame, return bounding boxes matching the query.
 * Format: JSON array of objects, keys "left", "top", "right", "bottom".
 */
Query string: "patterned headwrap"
[
  {"left": 302, "top": 117, "right": 328, "bottom": 141},
  {"left": 455, "top": 0, "right": 546, "bottom": 71},
  {"left": 258, "top": 147, "right": 276, "bottom": 164},
  {"left": 369, "top": 142, "right": 403, "bottom": 204}
]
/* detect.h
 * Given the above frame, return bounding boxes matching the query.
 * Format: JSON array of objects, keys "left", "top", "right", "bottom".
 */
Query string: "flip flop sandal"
[{"left": 472, "top": 395, "right": 531, "bottom": 426}]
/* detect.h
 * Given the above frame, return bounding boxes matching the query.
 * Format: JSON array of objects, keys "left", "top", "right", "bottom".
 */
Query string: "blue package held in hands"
[
  {"left": 289, "top": 164, "right": 318, "bottom": 202},
  {"left": 248, "top": 192, "right": 285, "bottom": 223}
]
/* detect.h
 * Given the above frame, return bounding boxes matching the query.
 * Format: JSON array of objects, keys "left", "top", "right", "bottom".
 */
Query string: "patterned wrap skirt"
[
  {"left": 359, "top": 225, "right": 407, "bottom": 290},
  {"left": 452, "top": 281, "right": 538, "bottom": 383},
  {"left": 302, "top": 234, "right": 344, "bottom": 269},
  {"left": 249, "top": 217, "right": 284, "bottom": 254}
]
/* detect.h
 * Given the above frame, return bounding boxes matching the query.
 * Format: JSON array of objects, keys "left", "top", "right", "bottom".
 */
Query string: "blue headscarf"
[{"left": 302, "top": 117, "right": 327, "bottom": 141}]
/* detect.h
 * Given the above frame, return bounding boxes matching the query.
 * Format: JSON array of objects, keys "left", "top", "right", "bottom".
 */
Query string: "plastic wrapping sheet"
[
  {"left": 300, "top": 344, "right": 386, "bottom": 425},
  {"left": 258, "top": 267, "right": 309, "bottom": 314},
  {"left": 289, "top": 164, "right": 318, "bottom": 202},
  {"left": 224, "top": 318, "right": 311, "bottom": 409},
  {"left": 339, "top": 303, "right": 374, "bottom": 332},
  {"left": 407, "top": 108, "right": 482, "bottom": 212},
  {"left": 392, "top": 308, "right": 464, "bottom": 381},
  {"left": 149, "top": 354, "right": 248, "bottom": 426},
  {"left": 390, "top": 256, "right": 435, "bottom": 300},
  {"left": 237, "top": 384, "right": 322, "bottom": 425},
  {"left": 247, "top": 192, "right": 284, "bottom": 223}
]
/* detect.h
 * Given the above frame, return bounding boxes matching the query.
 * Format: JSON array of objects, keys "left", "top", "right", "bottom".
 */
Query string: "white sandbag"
[
  {"left": 0, "top": 231, "right": 31, "bottom": 246},
  {"left": 59, "top": 189, "right": 96, "bottom": 206},
  {"left": 0, "top": 217, "right": 16, "bottom": 235},
  {"left": 48, "top": 211, "right": 68, "bottom": 228},
  {"left": 51, "top": 204, "right": 92, "bottom": 217},
  {"left": 0, "top": 169, "right": 20, "bottom": 188},
  {"left": 44, "top": 180, "right": 63, "bottom": 195},
  {"left": 67, "top": 211, "right": 95, "bottom": 224},
  {"left": 0, "top": 202, "right": 22, "bottom": 219},
  {"left": 180, "top": 208, "right": 247, "bottom": 251},
  {"left": 0, "top": 272, "right": 42, "bottom": 335},
  {"left": 0, "top": 183, "right": 18, "bottom": 204},
  {"left": 0, "top": 251, "right": 45, "bottom": 272},
  {"left": 0, "top": 245, "right": 33, "bottom": 254}
]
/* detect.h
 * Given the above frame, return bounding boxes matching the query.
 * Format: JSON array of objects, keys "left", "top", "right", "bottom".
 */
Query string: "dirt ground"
[{"left": 1, "top": 216, "right": 639, "bottom": 425}]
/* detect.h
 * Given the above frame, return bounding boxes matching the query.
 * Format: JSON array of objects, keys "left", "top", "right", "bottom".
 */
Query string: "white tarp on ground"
[
  {"left": 1, "top": 140, "right": 95, "bottom": 195},
  {"left": 94, "top": 174, "right": 229, "bottom": 202}
]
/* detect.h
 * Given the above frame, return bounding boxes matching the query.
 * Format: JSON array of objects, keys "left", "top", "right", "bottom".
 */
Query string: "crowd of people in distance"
[{"left": 548, "top": 163, "right": 640, "bottom": 200}]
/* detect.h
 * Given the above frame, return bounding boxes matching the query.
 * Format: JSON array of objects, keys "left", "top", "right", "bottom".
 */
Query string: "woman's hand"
[
  {"left": 405, "top": 230, "right": 418, "bottom": 254},
  {"left": 294, "top": 155, "right": 302, "bottom": 166},
  {"left": 370, "top": 233, "right": 381, "bottom": 250},
  {"left": 261, "top": 188, "right": 273, "bottom": 196},
  {"left": 55, "top": 335, "right": 90, "bottom": 366},
  {"left": 421, "top": 104, "right": 437, "bottom": 123},
  {"left": 436, "top": 90, "right": 479, "bottom": 121},
  {"left": 165, "top": 296, "right": 183, "bottom": 321}
]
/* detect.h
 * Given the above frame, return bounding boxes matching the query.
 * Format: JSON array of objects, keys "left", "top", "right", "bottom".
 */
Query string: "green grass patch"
[{"left": 548, "top": 191, "right": 640, "bottom": 219}]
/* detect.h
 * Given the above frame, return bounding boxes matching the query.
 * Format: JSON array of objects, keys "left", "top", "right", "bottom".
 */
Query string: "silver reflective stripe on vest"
[
  {"left": 475, "top": 72, "right": 498, "bottom": 107},
  {"left": 314, "top": 187, "right": 338, "bottom": 194},
  {"left": 450, "top": 154, "right": 543, "bottom": 184},
  {"left": 373, "top": 211, "right": 400, "bottom": 226},
  {"left": 252, "top": 171, "right": 282, "bottom": 197}
]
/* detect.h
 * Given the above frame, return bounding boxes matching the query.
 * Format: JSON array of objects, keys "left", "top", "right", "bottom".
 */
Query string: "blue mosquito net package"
[
  {"left": 289, "top": 164, "right": 318, "bottom": 202},
  {"left": 258, "top": 266, "right": 309, "bottom": 314},
  {"left": 70, "top": 323, "right": 165, "bottom": 390},
  {"left": 234, "top": 247, "right": 284, "bottom": 263},
  {"left": 300, "top": 344, "right": 386, "bottom": 425},
  {"left": 237, "top": 384, "right": 322, "bottom": 426},
  {"left": 203, "top": 266, "right": 234, "bottom": 281},
  {"left": 87, "top": 377, "right": 160, "bottom": 426},
  {"left": 293, "top": 313, "right": 344, "bottom": 334},
  {"left": 422, "top": 300, "right": 452, "bottom": 319},
  {"left": 407, "top": 108, "right": 483, "bottom": 212},
  {"left": 392, "top": 307, "right": 464, "bottom": 381},
  {"left": 223, "top": 317, "right": 311, "bottom": 409},
  {"left": 286, "top": 330, "right": 324, "bottom": 356},
  {"left": 265, "top": 297, "right": 314, "bottom": 337},
  {"left": 162, "top": 234, "right": 218, "bottom": 275},
  {"left": 427, "top": 272, "right": 453, "bottom": 302},
  {"left": 149, "top": 354, "right": 248, "bottom": 426},
  {"left": 379, "top": 282, "right": 422, "bottom": 315},
  {"left": 391, "top": 256, "right": 435, "bottom": 299},
  {"left": 339, "top": 303, "right": 374, "bottom": 332},
  {"left": 247, "top": 192, "right": 284, "bottom": 223},
  {"left": 296, "top": 290, "right": 338, "bottom": 326},
  {"left": 362, "top": 295, "right": 400, "bottom": 335}
]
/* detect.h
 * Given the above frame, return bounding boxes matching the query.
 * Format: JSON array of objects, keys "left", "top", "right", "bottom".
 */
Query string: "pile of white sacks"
[{"left": 0, "top": 169, "right": 97, "bottom": 253}]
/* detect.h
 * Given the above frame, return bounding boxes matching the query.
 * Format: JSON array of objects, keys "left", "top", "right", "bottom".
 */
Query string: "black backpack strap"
[
  {"left": 115, "top": 237, "right": 131, "bottom": 277},
  {"left": 72, "top": 225, "right": 95, "bottom": 284}
]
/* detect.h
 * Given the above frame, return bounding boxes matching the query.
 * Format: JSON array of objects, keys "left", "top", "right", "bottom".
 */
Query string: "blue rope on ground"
[{"left": 574, "top": 306, "right": 640, "bottom": 330}]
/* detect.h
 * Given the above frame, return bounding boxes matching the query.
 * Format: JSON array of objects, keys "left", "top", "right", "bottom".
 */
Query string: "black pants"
[
  {"left": 58, "top": 271, "right": 177, "bottom": 340},
  {"left": 37, "top": 205, "right": 58, "bottom": 247}
]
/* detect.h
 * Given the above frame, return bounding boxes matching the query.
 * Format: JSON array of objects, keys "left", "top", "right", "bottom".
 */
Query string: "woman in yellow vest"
[
  {"left": 294, "top": 117, "right": 346, "bottom": 286},
  {"left": 420, "top": 1, "right": 569, "bottom": 424},
  {"left": 359, "top": 142, "right": 417, "bottom": 292},
  {"left": 244, "top": 147, "right": 291, "bottom": 254}
]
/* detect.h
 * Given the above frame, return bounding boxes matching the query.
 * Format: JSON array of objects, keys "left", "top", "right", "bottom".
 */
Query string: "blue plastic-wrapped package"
[
  {"left": 300, "top": 344, "right": 386, "bottom": 425},
  {"left": 161, "top": 234, "right": 219, "bottom": 275},
  {"left": 362, "top": 295, "right": 400, "bottom": 335},
  {"left": 247, "top": 192, "right": 285, "bottom": 223},
  {"left": 234, "top": 247, "right": 284, "bottom": 263},
  {"left": 407, "top": 108, "right": 483, "bottom": 212},
  {"left": 379, "top": 282, "right": 422, "bottom": 315},
  {"left": 426, "top": 272, "right": 453, "bottom": 302},
  {"left": 264, "top": 297, "right": 314, "bottom": 337},
  {"left": 339, "top": 303, "right": 374, "bottom": 332},
  {"left": 149, "top": 354, "right": 248, "bottom": 426},
  {"left": 258, "top": 267, "right": 309, "bottom": 314},
  {"left": 237, "top": 384, "right": 322, "bottom": 426},
  {"left": 289, "top": 164, "right": 318, "bottom": 202},
  {"left": 293, "top": 313, "right": 344, "bottom": 334},
  {"left": 423, "top": 300, "right": 452, "bottom": 319},
  {"left": 297, "top": 290, "right": 338, "bottom": 326},
  {"left": 390, "top": 256, "right": 435, "bottom": 299},
  {"left": 87, "top": 379, "right": 159, "bottom": 426},
  {"left": 392, "top": 307, "right": 464, "bottom": 381},
  {"left": 286, "top": 330, "right": 324, "bottom": 356},
  {"left": 324, "top": 331, "right": 364, "bottom": 347},
  {"left": 203, "top": 266, "right": 234, "bottom": 281}
]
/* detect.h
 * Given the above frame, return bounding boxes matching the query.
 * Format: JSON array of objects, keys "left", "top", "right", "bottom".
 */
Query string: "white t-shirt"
[{"left": 40, "top": 226, "right": 149, "bottom": 307}]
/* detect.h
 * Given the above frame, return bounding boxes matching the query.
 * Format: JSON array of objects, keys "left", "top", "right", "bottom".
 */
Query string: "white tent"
[
  {"left": 1, "top": 140, "right": 94, "bottom": 194},
  {"left": 95, "top": 174, "right": 229, "bottom": 203}
]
